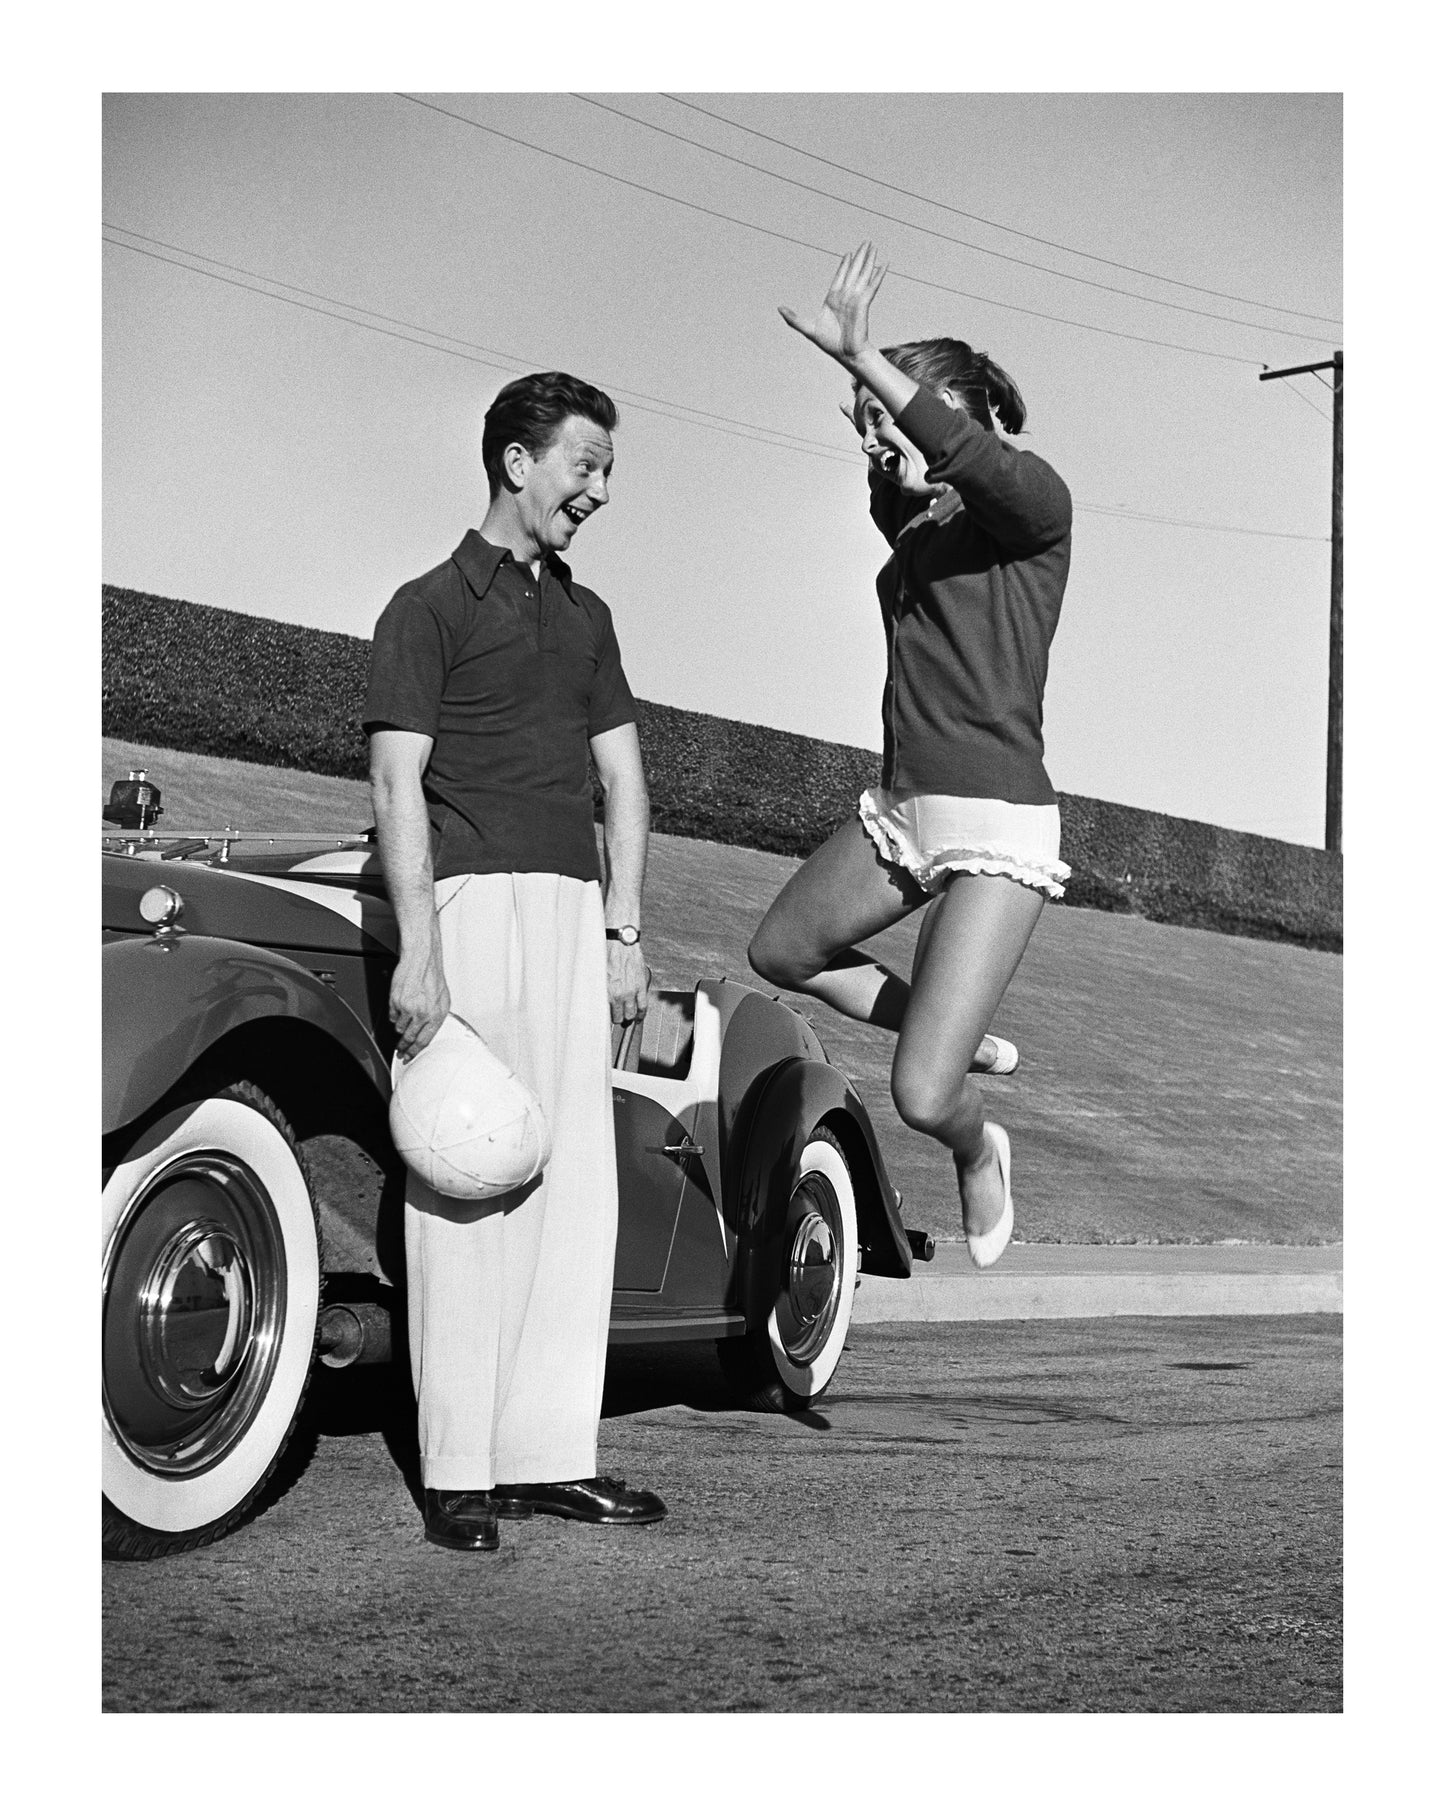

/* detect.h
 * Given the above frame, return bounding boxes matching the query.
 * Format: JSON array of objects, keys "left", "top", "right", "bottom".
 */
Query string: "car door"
[
  {"left": 610, "top": 1089, "right": 696, "bottom": 1291},
  {"left": 610, "top": 990, "right": 721, "bottom": 1295}
]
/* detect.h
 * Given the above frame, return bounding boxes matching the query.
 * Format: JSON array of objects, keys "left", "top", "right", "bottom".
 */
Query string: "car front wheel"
[
  {"left": 102, "top": 1081, "right": 321, "bottom": 1559},
  {"left": 726, "top": 1125, "right": 859, "bottom": 1412}
]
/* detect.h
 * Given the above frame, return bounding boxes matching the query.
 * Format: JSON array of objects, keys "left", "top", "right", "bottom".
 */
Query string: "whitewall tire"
[
  {"left": 730, "top": 1125, "right": 859, "bottom": 1411},
  {"left": 102, "top": 1082, "right": 321, "bottom": 1558}
]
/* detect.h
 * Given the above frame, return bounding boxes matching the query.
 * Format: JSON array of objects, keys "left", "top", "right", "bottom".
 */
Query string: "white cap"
[{"left": 389, "top": 1015, "right": 551, "bottom": 1200}]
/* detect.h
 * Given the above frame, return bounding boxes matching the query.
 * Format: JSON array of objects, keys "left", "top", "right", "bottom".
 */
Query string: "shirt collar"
[{"left": 453, "top": 529, "right": 579, "bottom": 602}]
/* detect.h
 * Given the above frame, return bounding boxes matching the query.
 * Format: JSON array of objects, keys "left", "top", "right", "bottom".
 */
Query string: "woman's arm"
[
  {"left": 785, "top": 244, "right": 922, "bottom": 548},
  {"left": 781, "top": 242, "right": 921, "bottom": 416},
  {"left": 783, "top": 242, "right": 1069, "bottom": 554},
  {"left": 896, "top": 387, "right": 1072, "bottom": 554}
]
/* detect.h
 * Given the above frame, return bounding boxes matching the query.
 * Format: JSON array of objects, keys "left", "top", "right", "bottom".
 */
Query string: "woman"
[{"left": 748, "top": 242, "right": 1072, "bottom": 1267}]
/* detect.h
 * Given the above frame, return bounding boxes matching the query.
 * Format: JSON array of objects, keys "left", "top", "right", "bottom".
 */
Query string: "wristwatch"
[{"left": 605, "top": 924, "right": 642, "bottom": 946}]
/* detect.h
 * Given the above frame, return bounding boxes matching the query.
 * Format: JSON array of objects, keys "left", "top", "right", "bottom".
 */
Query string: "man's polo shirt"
[{"left": 363, "top": 529, "right": 637, "bottom": 883}]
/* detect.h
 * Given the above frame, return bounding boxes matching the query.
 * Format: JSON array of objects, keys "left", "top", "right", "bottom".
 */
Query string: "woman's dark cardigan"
[{"left": 869, "top": 385, "right": 1072, "bottom": 805}]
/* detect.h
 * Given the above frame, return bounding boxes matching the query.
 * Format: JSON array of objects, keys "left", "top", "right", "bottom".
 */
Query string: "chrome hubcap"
[
  {"left": 104, "top": 1154, "right": 287, "bottom": 1477},
  {"left": 139, "top": 1222, "right": 251, "bottom": 1406},
  {"left": 775, "top": 1171, "right": 843, "bottom": 1363}
]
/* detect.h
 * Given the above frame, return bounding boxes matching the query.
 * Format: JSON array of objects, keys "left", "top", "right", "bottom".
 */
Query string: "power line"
[
  {"left": 102, "top": 228, "right": 859, "bottom": 466},
  {"left": 572, "top": 93, "right": 1335, "bottom": 349},
  {"left": 1282, "top": 378, "right": 1334, "bottom": 424},
  {"left": 662, "top": 93, "right": 1344, "bottom": 331},
  {"left": 393, "top": 92, "right": 1270, "bottom": 370},
  {"left": 105, "top": 234, "right": 529, "bottom": 370},
  {"left": 104, "top": 225, "right": 1327, "bottom": 545},
  {"left": 1076, "top": 503, "right": 1326, "bottom": 542},
  {"left": 106, "top": 229, "right": 537, "bottom": 368}
]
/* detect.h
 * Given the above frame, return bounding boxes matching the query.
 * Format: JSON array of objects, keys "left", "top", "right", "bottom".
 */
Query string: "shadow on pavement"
[
  {"left": 602, "top": 1342, "right": 738, "bottom": 1416},
  {"left": 302, "top": 1361, "right": 423, "bottom": 1504},
  {"left": 297, "top": 1337, "right": 784, "bottom": 1509}
]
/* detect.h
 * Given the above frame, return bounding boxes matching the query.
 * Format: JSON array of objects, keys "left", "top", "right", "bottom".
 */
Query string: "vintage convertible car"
[{"left": 102, "top": 784, "right": 919, "bottom": 1560}]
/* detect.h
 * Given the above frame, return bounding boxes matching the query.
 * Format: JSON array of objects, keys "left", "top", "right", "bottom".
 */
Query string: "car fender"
[
  {"left": 103, "top": 934, "right": 391, "bottom": 1136},
  {"left": 728, "top": 1057, "right": 912, "bottom": 1309}
]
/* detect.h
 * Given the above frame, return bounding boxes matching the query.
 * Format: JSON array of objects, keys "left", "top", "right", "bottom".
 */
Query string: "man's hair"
[
  {"left": 853, "top": 338, "right": 1027, "bottom": 437},
  {"left": 482, "top": 371, "right": 619, "bottom": 496}
]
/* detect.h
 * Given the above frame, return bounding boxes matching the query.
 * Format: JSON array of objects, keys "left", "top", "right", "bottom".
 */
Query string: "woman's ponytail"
[
  {"left": 976, "top": 353, "right": 1026, "bottom": 435},
  {"left": 880, "top": 337, "right": 1028, "bottom": 435}
]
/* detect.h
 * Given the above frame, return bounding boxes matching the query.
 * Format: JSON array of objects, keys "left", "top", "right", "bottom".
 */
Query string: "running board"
[{"left": 608, "top": 1307, "right": 748, "bottom": 1344}]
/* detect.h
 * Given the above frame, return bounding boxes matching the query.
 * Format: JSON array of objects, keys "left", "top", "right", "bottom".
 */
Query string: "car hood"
[{"left": 102, "top": 852, "right": 397, "bottom": 956}]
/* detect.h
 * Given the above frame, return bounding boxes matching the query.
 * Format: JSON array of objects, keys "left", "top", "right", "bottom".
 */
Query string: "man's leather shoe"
[
  {"left": 423, "top": 1488, "right": 500, "bottom": 1551},
  {"left": 492, "top": 1475, "right": 667, "bottom": 1525}
]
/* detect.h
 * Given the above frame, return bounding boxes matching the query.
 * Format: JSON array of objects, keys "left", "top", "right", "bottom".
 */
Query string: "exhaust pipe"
[{"left": 317, "top": 1300, "right": 395, "bottom": 1369}]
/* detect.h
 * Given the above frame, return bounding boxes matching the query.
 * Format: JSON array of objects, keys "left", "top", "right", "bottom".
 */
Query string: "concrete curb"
[{"left": 856, "top": 1244, "right": 1342, "bottom": 1323}]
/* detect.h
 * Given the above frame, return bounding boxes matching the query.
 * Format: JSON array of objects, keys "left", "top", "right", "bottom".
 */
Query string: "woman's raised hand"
[{"left": 780, "top": 241, "right": 888, "bottom": 363}]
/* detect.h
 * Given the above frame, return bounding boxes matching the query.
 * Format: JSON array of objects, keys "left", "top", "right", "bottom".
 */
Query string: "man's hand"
[
  {"left": 607, "top": 939, "right": 649, "bottom": 1027},
  {"left": 389, "top": 940, "right": 451, "bottom": 1060},
  {"left": 779, "top": 240, "right": 889, "bottom": 364}
]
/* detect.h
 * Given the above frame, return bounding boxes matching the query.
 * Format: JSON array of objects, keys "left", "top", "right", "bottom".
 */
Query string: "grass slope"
[{"left": 103, "top": 738, "right": 1342, "bottom": 1244}]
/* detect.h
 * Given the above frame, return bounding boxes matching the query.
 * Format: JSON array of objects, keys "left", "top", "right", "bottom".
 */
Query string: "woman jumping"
[{"left": 749, "top": 242, "right": 1073, "bottom": 1266}]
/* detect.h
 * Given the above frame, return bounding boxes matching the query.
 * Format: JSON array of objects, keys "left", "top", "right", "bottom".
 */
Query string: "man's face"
[{"left": 514, "top": 414, "right": 614, "bottom": 555}]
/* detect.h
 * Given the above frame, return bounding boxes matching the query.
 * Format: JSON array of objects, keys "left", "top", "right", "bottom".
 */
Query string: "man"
[{"left": 364, "top": 370, "right": 664, "bottom": 1552}]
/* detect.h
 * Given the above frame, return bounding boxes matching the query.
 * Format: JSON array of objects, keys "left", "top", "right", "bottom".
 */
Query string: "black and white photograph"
[{"left": 83, "top": 35, "right": 1393, "bottom": 1753}]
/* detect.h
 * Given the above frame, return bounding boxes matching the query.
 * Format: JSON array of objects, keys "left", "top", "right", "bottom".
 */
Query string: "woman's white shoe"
[
  {"left": 972, "top": 1035, "right": 1019, "bottom": 1075},
  {"left": 964, "top": 1122, "right": 1014, "bottom": 1269}
]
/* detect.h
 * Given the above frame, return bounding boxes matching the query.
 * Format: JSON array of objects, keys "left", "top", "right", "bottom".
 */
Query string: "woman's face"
[{"left": 853, "top": 388, "right": 939, "bottom": 497}]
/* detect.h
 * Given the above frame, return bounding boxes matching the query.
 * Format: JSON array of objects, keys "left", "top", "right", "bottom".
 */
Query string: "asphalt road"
[{"left": 102, "top": 1316, "right": 1342, "bottom": 1714}]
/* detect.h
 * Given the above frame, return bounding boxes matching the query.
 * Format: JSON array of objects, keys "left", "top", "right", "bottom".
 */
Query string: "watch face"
[{"left": 609, "top": 925, "right": 640, "bottom": 945}]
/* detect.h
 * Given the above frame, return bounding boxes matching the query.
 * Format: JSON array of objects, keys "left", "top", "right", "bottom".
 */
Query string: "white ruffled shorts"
[{"left": 858, "top": 787, "right": 1071, "bottom": 900}]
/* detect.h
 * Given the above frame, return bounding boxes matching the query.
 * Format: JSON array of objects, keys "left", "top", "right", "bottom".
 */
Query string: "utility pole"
[{"left": 1260, "top": 352, "right": 1343, "bottom": 853}]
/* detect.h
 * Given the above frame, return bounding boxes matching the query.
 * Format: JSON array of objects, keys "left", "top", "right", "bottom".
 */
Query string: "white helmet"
[{"left": 389, "top": 1015, "right": 551, "bottom": 1200}]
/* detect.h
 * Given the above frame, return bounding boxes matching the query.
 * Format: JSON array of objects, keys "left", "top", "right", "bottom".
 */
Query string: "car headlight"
[{"left": 138, "top": 885, "right": 184, "bottom": 929}]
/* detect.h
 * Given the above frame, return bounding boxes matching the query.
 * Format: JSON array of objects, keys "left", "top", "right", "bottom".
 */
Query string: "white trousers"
[{"left": 403, "top": 871, "right": 618, "bottom": 1491}]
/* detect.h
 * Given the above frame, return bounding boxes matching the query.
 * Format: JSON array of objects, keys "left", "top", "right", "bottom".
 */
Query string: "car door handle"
[{"left": 659, "top": 1138, "right": 705, "bottom": 1159}]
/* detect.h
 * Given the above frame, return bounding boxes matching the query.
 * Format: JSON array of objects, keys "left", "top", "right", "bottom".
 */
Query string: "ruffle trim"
[{"left": 859, "top": 791, "right": 1071, "bottom": 900}]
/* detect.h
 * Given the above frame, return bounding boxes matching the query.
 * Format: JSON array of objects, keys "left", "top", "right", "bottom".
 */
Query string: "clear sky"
[{"left": 103, "top": 91, "right": 1341, "bottom": 846}]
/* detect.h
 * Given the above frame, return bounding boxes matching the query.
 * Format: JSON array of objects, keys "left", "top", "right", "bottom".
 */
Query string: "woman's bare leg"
[
  {"left": 913, "top": 897, "right": 1008, "bottom": 1071},
  {"left": 750, "top": 826, "right": 1016, "bottom": 1076},
  {"left": 748, "top": 819, "right": 923, "bottom": 1023},
  {"left": 753, "top": 827, "right": 1046, "bottom": 1232},
  {"left": 890, "top": 873, "right": 1044, "bottom": 1234}
]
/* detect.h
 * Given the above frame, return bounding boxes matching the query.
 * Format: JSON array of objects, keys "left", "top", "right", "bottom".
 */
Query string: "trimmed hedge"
[
  {"left": 103, "top": 588, "right": 373, "bottom": 779},
  {"left": 102, "top": 586, "right": 1341, "bottom": 950}
]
